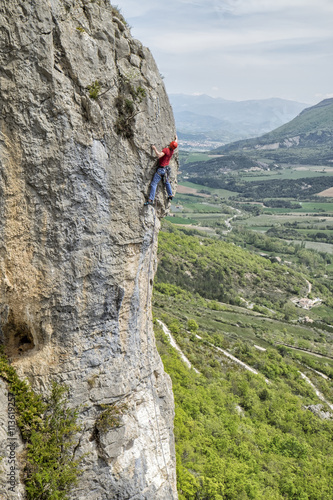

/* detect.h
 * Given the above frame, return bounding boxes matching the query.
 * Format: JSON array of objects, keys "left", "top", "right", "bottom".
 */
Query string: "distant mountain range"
[
  {"left": 169, "top": 94, "right": 307, "bottom": 149},
  {"left": 215, "top": 98, "right": 333, "bottom": 165}
]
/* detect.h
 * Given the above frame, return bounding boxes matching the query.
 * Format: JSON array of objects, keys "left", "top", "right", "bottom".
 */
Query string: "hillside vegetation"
[
  {"left": 155, "top": 316, "right": 333, "bottom": 500},
  {"left": 213, "top": 98, "right": 333, "bottom": 165},
  {"left": 157, "top": 224, "right": 315, "bottom": 309},
  {"left": 183, "top": 172, "right": 333, "bottom": 199},
  {"left": 179, "top": 99, "right": 333, "bottom": 194},
  {"left": 154, "top": 223, "right": 333, "bottom": 499},
  {"left": 160, "top": 99, "right": 333, "bottom": 499},
  {"left": 170, "top": 94, "right": 306, "bottom": 149}
]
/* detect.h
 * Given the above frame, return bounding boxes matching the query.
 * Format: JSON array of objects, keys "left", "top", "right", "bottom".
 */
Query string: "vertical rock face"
[{"left": 0, "top": 1, "right": 178, "bottom": 498}]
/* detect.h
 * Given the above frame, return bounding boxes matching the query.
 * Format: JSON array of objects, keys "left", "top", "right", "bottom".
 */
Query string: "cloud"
[
  {"left": 129, "top": 0, "right": 333, "bottom": 58},
  {"left": 224, "top": 0, "right": 333, "bottom": 16},
  {"left": 118, "top": 0, "right": 333, "bottom": 103},
  {"left": 148, "top": 27, "right": 332, "bottom": 55},
  {"left": 315, "top": 93, "right": 333, "bottom": 100}
]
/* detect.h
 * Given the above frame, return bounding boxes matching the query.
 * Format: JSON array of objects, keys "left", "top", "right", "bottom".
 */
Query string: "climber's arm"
[{"left": 152, "top": 145, "right": 165, "bottom": 159}]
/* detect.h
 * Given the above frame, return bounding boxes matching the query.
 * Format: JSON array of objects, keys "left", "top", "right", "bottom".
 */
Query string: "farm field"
[
  {"left": 240, "top": 167, "right": 333, "bottom": 182},
  {"left": 154, "top": 291, "right": 333, "bottom": 359},
  {"left": 167, "top": 155, "right": 333, "bottom": 260},
  {"left": 261, "top": 201, "right": 333, "bottom": 214},
  {"left": 176, "top": 184, "right": 210, "bottom": 197},
  {"left": 234, "top": 214, "right": 333, "bottom": 226},
  {"left": 165, "top": 158, "right": 333, "bottom": 284},
  {"left": 176, "top": 180, "right": 237, "bottom": 198},
  {"left": 318, "top": 187, "right": 333, "bottom": 197},
  {"left": 285, "top": 240, "right": 333, "bottom": 254},
  {"left": 170, "top": 181, "right": 333, "bottom": 257}
]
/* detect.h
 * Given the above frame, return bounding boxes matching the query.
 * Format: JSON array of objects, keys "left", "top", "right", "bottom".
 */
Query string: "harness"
[
  {"left": 161, "top": 166, "right": 171, "bottom": 184},
  {"left": 154, "top": 146, "right": 173, "bottom": 183},
  {"left": 156, "top": 163, "right": 171, "bottom": 184}
]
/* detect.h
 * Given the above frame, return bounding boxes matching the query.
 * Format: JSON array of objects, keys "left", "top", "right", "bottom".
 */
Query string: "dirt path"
[
  {"left": 305, "top": 279, "right": 312, "bottom": 296},
  {"left": 157, "top": 320, "right": 200, "bottom": 374},
  {"left": 222, "top": 208, "right": 242, "bottom": 234},
  {"left": 299, "top": 371, "right": 333, "bottom": 410},
  {"left": 276, "top": 343, "right": 333, "bottom": 360},
  {"left": 196, "top": 334, "right": 270, "bottom": 383},
  {"left": 304, "top": 365, "right": 329, "bottom": 380},
  {"left": 176, "top": 185, "right": 210, "bottom": 197}
]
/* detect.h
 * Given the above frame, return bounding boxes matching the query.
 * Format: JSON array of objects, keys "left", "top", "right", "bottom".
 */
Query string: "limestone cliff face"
[{"left": 0, "top": 1, "right": 178, "bottom": 498}]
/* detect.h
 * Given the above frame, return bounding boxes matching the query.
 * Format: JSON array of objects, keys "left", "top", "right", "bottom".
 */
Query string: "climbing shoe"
[
  {"left": 144, "top": 200, "right": 154, "bottom": 206},
  {"left": 168, "top": 196, "right": 173, "bottom": 201}
]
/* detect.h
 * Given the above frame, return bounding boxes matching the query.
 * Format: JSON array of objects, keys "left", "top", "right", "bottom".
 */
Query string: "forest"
[
  {"left": 156, "top": 224, "right": 333, "bottom": 312},
  {"left": 155, "top": 135, "right": 333, "bottom": 498},
  {"left": 154, "top": 220, "right": 333, "bottom": 499},
  {"left": 186, "top": 175, "right": 333, "bottom": 199}
]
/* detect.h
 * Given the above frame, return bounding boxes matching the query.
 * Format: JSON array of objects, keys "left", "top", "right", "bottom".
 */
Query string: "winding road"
[
  {"left": 156, "top": 321, "right": 333, "bottom": 412},
  {"left": 157, "top": 319, "right": 200, "bottom": 374},
  {"left": 222, "top": 208, "right": 242, "bottom": 234}
]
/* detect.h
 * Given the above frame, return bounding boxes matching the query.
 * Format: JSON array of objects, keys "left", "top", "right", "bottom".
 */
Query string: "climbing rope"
[
  {"left": 155, "top": 96, "right": 161, "bottom": 120},
  {"left": 143, "top": 199, "right": 176, "bottom": 500}
]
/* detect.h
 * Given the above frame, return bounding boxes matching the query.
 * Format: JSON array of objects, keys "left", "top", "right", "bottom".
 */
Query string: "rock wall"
[{"left": 0, "top": 0, "right": 178, "bottom": 498}]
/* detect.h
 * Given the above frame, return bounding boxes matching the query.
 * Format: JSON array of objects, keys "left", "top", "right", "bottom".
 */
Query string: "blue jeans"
[{"left": 149, "top": 167, "right": 172, "bottom": 201}]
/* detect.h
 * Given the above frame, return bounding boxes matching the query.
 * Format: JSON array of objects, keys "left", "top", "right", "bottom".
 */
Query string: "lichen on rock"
[{"left": 0, "top": 0, "right": 178, "bottom": 498}]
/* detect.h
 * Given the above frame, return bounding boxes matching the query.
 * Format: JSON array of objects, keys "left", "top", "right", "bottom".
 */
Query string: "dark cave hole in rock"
[{"left": 2, "top": 311, "right": 35, "bottom": 356}]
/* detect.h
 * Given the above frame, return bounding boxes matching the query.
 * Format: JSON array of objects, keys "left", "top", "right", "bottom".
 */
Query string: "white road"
[
  {"left": 157, "top": 320, "right": 200, "bottom": 374},
  {"left": 299, "top": 371, "right": 333, "bottom": 410},
  {"left": 157, "top": 321, "right": 333, "bottom": 411}
]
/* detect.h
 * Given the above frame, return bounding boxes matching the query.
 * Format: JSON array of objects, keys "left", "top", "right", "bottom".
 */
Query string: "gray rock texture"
[{"left": 0, "top": 0, "right": 178, "bottom": 498}]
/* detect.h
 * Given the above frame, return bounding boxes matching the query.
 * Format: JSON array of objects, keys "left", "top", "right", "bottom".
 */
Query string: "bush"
[
  {"left": 187, "top": 319, "right": 198, "bottom": 333},
  {"left": 0, "top": 350, "right": 82, "bottom": 499}
]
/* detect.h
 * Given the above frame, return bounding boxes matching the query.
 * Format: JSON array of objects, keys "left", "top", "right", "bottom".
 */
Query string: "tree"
[{"left": 187, "top": 319, "right": 199, "bottom": 333}]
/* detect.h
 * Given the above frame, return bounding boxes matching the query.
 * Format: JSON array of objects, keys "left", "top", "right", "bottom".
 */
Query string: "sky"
[{"left": 117, "top": 0, "right": 333, "bottom": 104}]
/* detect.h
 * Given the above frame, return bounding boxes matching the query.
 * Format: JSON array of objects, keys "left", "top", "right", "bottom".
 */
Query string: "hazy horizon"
[
  {"left": 168, "top": 92, "right": 310, "bottom": 105},
  {"left": 118, "top": 0, "right": 333, "bottom": 105}
]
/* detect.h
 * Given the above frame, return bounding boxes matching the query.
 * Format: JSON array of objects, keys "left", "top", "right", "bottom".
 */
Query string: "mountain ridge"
[
  {"left": 170, "top": 94, "right": 308, "bottom": 149},
  {"left": 213, "top": 98, "right": 333, "bottom": 164}
]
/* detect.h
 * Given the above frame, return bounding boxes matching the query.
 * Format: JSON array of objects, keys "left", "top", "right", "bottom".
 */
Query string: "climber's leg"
[
  {"left": 165, "top": 179, "right": 173, "bottom": 199},
  {"left": 148, "top": 172, "right": 162, "bottom": 201}
]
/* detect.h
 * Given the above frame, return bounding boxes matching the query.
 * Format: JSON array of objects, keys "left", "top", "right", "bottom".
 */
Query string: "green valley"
[
  {"left": 215, "top": 98, "right": 333, "bottom": 165},
  {"left": 153, "top": 224, "right": 333, "bottom": 499},
  {"left": 154, "top": 98, "right": 333, "bottom": 499}
]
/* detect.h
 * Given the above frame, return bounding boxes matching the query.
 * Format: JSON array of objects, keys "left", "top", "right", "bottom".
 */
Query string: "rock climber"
[{"left": 144, "top": 136, "right": 178, "bottom": 206}]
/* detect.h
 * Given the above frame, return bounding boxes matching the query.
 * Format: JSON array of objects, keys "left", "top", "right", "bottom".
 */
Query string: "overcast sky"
[{"left": 117, "top": 0, "right": 333, "bottom": 104}]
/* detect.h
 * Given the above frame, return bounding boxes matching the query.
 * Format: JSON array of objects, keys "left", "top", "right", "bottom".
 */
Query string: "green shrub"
[
  {"left": 187, "top": 319, "right": 198, "bottom": 333},
  {"left": 115, "top": 77, "right": 147, "bottom": 138},
  {"left": 0, "top": 350, "right": 82, "bottom": 499},
  {"left": 96, "top": 402, "right": 128, "bottom": 433},
  {"left": 87, "top": 80, "right": 101, "bottom": 100},
  {"left": 111, "top": 5, "right": 127, "bottom": 25}
]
